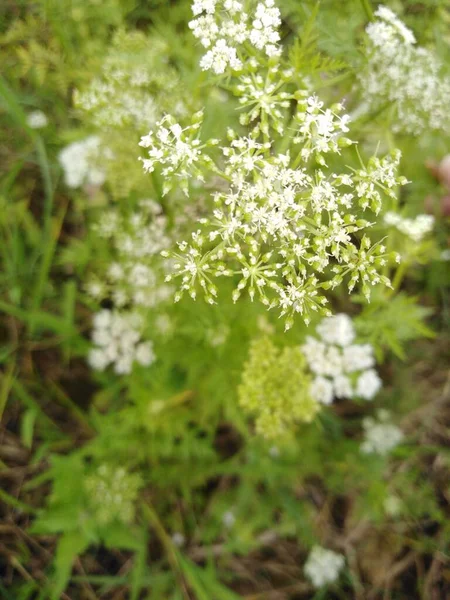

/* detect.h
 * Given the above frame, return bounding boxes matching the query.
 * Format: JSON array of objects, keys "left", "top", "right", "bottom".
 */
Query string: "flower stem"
[
  {"left": 360, "top": 0, "right": 374, "bottom": 20},
  {"left": 387, "top": 260, "right": 407, "bottom": 298},
  {"left": 141, "top": 501, "right": 191, "bottom": 599}
]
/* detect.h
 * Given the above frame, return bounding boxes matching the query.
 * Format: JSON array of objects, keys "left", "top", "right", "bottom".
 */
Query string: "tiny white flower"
[
  {"left": 89, "top": 310, "right": 156, "bottom": 374},
  {"left": 356, "top": 369, "right": 382, "bottom": 400},
  {"left": 58, "top": 136, "right": 106, "bottom": 189},
  {"left": 310, "top": 376, "right": 334, "bottom": 405},
  {"left": 27, "top": 110, "right": 48, "bottom": 129},
  {"left": 361, "top": 411, "right": 403, "bottom": 455},
  {"left": 172, "top": 532, "right": 186, "bottom": 547},
  {"left": 304, "top": 546, "right": 345, "bottom": 588},
  {"left": 316, "top": 314, "right": 355, "bottom": 347},
  {"left": 88, "top": 348, "right": 110, "bottom": 371},
  {"left": 135, "top": 342, "right": 155, "bottom": 366},
  {"left": 384, "top": 495, "right": 402, "bottom": 516},
  {"left": 222, "top": 510, "right": 236, "bottom": 528},
  {"left": 333, "top": 375, "right": 353, "bottom": 399}
]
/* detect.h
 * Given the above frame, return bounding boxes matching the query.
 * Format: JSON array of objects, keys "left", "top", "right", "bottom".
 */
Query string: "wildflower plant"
[
  {"left": 4, "top": 1, "right": 448, "bottom": 599},
  {"left": 142, "top": 0, "right": 407, "bottom": 329}
]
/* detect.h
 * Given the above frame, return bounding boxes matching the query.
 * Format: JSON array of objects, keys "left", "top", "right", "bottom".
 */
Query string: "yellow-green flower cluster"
[
  {"left": 238, "top": 337, "right": 319, "bottom": 438},
  {"left": 84, "top": 464, "right": 142, "bottom": 526}
]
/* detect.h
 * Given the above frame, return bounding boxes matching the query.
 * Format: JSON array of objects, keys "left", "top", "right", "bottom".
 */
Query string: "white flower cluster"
[
  {"left": 141, "top": 2, "right": 405, "bottom": 328},
  {"left": 384, "top": 211, "right": 434, "bottom": 242},
  {"left": 235, "top": 66, "right": 294, "bottom": 135},
  {"left": 302, "top": 314, "right": 382, "bottom": 404},
  {"left": 359, "top": 6, "right": 450, "bottom": 135},
  {"left": 304, "top": 546, "right": 345, "bottom": 588},
  {"left": 155, "top": 122, "right": 403, "bottom": 327},
  {"left": 84, "top": 464, "right": 142, "bottom": 525},
  {"left": 87, "top": 199, "right": 172, "bottom": 309},
  {"left": 58, "top": 136, "right": 106, "bottom": 189},
  {"left": 74, "top": 31, "right": 183, "bottom": 131},
  {"left": 139, "top": 111, "right": 218, "bottom": 196},
  {"left": 293, "top": 96, "right": 352, "bottom": 163},
  {"left": 88, "top": 309, "right": 155, "bottom": 374},
  {"left": 361, "top": 409, "right": 404, "bottom": 456},
  {"left": 27, "top": 110, "right": 48, "bottom": 129},
  {"left": 189, "top": 0, "right": 281, "bottom": 74}
]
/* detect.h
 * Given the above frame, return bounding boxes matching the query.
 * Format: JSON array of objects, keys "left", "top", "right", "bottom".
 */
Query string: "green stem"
[
  {"left": 0, "top": 489, "right": 36, "bottom": 514},
  {"left": 291, "top": 149, "right": 306, "bottom": 170},
  {"left": 387, "top": 260, "right": 407, "bottom": 298},
  {"left": 360, "top": 0, "right": 374, "bottom": 20},
  {"left": 210, "top": 166, "right": 233, "bottom": 182},
  {"left": 141, "top": 502, "right": 191, "bottom": 599},
  {"left": 315, "top": 70, "right": 354, "bottom": 90}
]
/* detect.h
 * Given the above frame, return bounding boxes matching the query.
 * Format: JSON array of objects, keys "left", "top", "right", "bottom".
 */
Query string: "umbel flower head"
[
  {"left": 74, "top": 29, "right": 196, "bottom": 198},
  {"left": 58, "top": 136, "right": 106, "bottom": 189},
  {"left": 189, "top": 0, "right": 282, "bottom": 74},
  {"left": 361, "top": 409, "right": 404, "bottom": 456},
  {"left": 304, "top": 546, "right": 345, "bottom": 588},
  {"left": 84, "top": 464, "right": 142, "bottom": 526},
  {"left": 384, "top": 211, "right": 434, "bottom": 243},
  {"left": 302, "top": 313, "right": 382, "bottom": 404},
  {"left": 74, "top": 30, "right": 184, "bottom": 131},
  {"left": 140, "top": 0, "right": 406, "bottom": 329},
  {"left": 139, "top": 111, "right": 219, "bottom": 196},
  {"left": 86, "top": 199, "right": 172, "bottom": 310},
  {"left": 149, "top": 114, "right": 404, "bottom": 329},
  {"left": 359, "top": 6, "right": 450, "bottom": 136},
  {"left": 238, "top": 337, "right": 319, "bottom": 438},
  {"left": 88, "top": 309, "right": 155, "bottom": 375}
]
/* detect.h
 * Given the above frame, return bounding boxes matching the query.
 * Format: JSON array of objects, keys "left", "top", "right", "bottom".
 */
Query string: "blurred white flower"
[
  {"left": 310, "top": 376, "right": 334, "bottom": 405},
  {"left": 222, "top": 510, "right": 236, "bottom": 528},
  {"left": 302, "top": 314, "right": 381, "bottom": 405},
  {"left": 359, "top": 6, "right": 450, "bottom": 135},
  {"left": 172, "top": 532, "right": 186, "bottom": 547},
  {"left": 361, "top": 411, "right": 404, "bottom": 455},
  {"left": 304, "top": 546, "right": 345, "bottom": 588},
  {"left": 58, "top": 136, "right": 105, "bottom": 189},
  {"left": 316, "top": 314, "right": 355, "bottom": 347},
  {"left": 356, "top": 369, "right": 382, "bottom": 401},
  {"left": 88, "top": 309, "right": 155, "bottom": 374},
  {"left": 27, "top": 110, "right": 48, "bottom": 129},
  {"left": 384, "top": 211, "right": 434, "bottom": 242}
]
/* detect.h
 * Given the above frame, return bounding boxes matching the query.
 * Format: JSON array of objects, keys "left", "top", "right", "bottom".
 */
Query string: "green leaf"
[
  {"left": 103, "top": 523, "right": 144, "bottom": 552},
  {"left": 52, "top": 531, "right": 89, "bottom": 600},
  {"left": 177, "top": 554, "right": 242, "bottom": 600},
  {"left": 354, "top": 292, "right": 434, "bottom": 360},
  {"left": 20, "top": 408, "right": 37, "bottom": 449}
]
